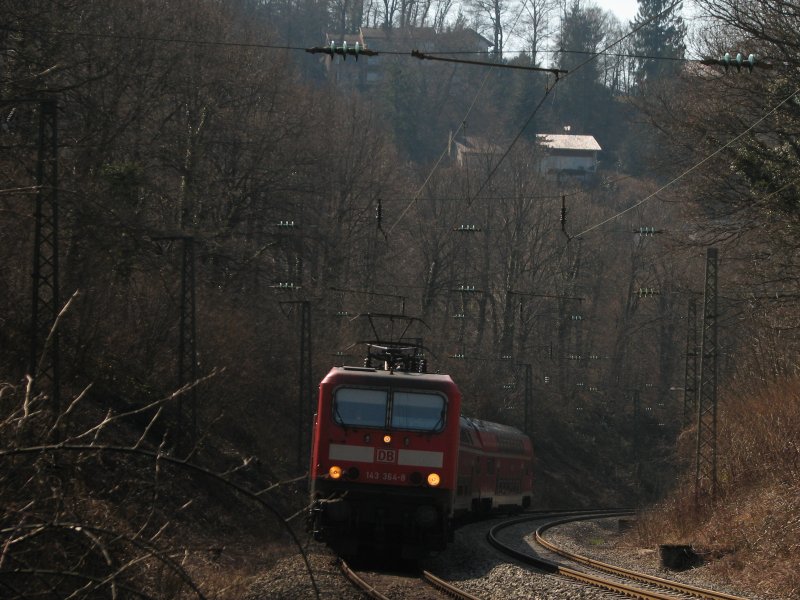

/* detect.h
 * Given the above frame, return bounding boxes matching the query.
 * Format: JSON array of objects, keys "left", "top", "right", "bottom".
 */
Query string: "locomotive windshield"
[
  {"left": 333, "top": 388, "right": 388, "bottom": 428},
  {"left": 332, "top": 387, "right": 446, "bottom": 432},
  {"left": 391, "top": 391, "right": 445, "bottom": 432}
]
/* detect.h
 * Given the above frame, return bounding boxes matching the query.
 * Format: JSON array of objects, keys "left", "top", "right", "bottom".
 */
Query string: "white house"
[{"left": 535, "top": 134, "right": 601, "bottom": 177}]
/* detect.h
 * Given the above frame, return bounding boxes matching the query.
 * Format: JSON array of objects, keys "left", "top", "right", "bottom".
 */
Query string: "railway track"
[
  {"left": 336, "top": 510, "right": 751, "bottom": 599},
  {"left": 488, "top": 513, "right": 751, "bottom": 600},
  {"left": 339, "top": 558, "right": 482, "bottom": 600}
]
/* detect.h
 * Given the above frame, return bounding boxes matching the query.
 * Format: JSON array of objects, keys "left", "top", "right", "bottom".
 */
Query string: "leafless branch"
[
  {"left": 33, "top": 290, "right": 80, "bottom": 384},
  {"left": 1, "top": 443, "right": 321, "bottom": 599},
  {"left": 254, "top": 473, "right": 308, "bottom": 496}
]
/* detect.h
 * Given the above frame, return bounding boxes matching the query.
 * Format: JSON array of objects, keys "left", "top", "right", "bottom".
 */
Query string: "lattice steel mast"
[
  {"left": 178, "top": 236, "right": 197, "bottom": 448},
  {"left": 682, "top": 297, "right": 699, "bottom": 429},
  {"left": 29, "top": 99, "right": 61, "bottom": 416},
  {"left": 695, "top": 248, "right": 719, "bottom": 503}
]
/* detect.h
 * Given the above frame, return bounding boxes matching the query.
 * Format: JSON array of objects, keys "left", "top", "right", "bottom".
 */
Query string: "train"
[{"left": 308, "top": 342, "right": 533, "bottom": 558}]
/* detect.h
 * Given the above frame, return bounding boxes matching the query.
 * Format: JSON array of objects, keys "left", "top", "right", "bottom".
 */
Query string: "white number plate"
[{"left": 365, "top": 471, "right": 407, "bottom": 483}]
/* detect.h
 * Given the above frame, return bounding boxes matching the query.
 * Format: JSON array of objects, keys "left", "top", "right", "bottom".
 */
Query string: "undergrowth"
[
  {"left": 0, "top": 376, "right": 316, "bottom": 599},
  {"left": 629, "top": 376, "right": 800, "bottom": 599}
]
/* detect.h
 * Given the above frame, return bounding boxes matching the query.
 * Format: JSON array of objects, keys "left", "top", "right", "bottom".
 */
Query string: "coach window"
[
  {"left": 333, "top": 388, "right": 388, "bottom": 427},
  {"left": 390, "top": 391, "right": 445, "bottom": 432}
]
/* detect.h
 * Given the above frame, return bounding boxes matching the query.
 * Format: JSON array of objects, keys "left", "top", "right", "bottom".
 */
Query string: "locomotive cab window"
[
  {"left": 333, "top": 388, "right": 388, "bottom": 428},
  {"left": 390, "top": 391, "right": 446, "bottom": 432}
]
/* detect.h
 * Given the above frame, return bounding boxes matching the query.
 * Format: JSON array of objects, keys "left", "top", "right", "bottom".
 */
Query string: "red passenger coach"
[
  {"left": 455, "top": 417, "right": 533, "bottom": 515},
  {"left": 309, "top": 359, "right": 462, "bottom": 558}
]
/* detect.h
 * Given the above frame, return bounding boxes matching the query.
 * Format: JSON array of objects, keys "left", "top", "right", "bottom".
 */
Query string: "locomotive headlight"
[
  {"left": 427, "top": 472, "right": 441, "bottom": 487},
  {"left": 383, "top": 434, "right": 392, "bottom": 444},
  {"left": 329, "top": 465, "right": 343, "bottom": 479}
]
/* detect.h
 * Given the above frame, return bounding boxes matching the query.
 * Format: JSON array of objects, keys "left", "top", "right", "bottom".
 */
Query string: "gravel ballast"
[{"left": 245, "top": 516, "right": 774, "bottom": 599}]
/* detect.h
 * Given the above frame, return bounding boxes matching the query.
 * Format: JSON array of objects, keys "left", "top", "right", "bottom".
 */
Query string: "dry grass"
[
  {"left": 629, "top": 377, "right": 800, "bottom": 599},
  {"left": 176, "top": 535, "right": 294, "bottom": 599}
]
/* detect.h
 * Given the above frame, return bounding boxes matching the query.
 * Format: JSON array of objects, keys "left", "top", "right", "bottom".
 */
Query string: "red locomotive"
[{"left": 308, "top": 339, "right": 533, "bottom": 558}]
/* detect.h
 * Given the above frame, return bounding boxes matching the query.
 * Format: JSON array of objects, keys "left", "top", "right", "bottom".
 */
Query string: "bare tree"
[
  {"left": 464, "top": 0, "right": 513, "bottom": 58},
  {"left": 520, "top": 0, "right": 558, "bottom": 65}
]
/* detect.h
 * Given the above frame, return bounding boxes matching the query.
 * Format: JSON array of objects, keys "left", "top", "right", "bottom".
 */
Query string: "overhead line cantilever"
[{"left": 411, "top": 50, "right": 567, "bottom": 75}]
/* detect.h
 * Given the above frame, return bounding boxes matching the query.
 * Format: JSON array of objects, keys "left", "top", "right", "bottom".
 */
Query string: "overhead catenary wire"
[
  {"left": 572, "top": 86, "right": 800, "bottom": 239},
  {"left": 413, "top": 0, "right": 687, "bottom": 238},
  {"left": 383, "top": 0, "right": 552, "bottom": 238},
  {"left": 1, "top": 24, "right": 711, "bottom": 66},
  {"left": 387, "top": 0, "right": 684, "bottom": 293},
  {"left": 410, "top": 49, "right": 567, "bottom": 75},
  {"left": 2, "top": 2, "right": 713, "bottom": 244},
  {"left": 9, "top": 16, "right": 792, "bottom": 333},
  {"left": 384, "top": 70, "right": 495, "bottom": 237},
  {"left": 0, "top": 25, "right": 309, "bottom": 51}
]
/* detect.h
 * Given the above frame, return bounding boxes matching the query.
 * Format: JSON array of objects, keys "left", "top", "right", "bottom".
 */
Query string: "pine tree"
[
  {"left": 551, "top": 0, "right": 614, "bottom": 135},
  {"left": 631, "top": 0, "right": 687, "bottom": 86}
]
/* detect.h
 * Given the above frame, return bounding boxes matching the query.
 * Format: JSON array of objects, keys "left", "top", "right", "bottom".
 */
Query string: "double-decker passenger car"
[{"left": 455, "top": 417, "right": 533, "bottom": 516}]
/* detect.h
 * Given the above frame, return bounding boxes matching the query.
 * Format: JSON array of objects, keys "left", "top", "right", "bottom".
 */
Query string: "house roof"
[
  {"left": 536, "top": 134, "right": 601, "bottom": 151},
  {"left": 360, "top": 27, "right": 437, "bottom": 50},
  {"left": 325, "top": 32, "right": 363, "bottom": 46},
  {"left": 361, "top": 27, "right": 437, "bottom": 39},
  {"left": 437, "top": 28, "right": 493, "bottom": 49},
  {"left": 454, "top": 136, "right": 504, "bottom": 154},
  {"left": 359, "top": 26, "right": 491, "bottom": 51},
  {"left": 322, "top": 27, "right": 492, "bottom": 54}
]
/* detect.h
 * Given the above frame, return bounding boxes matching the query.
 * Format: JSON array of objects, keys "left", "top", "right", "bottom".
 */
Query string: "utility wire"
[
  {"left": 387, "top": 3, "right": 688, "bottom": 238},
  {"left": 2, "top": 5, "right": 690, "bottom": 241},
  {"left": 386, "top": 72, "right": 494, "bottom": 236},
  {"left": 411, "top": 50, "right": 566, "bottom": 75},
  {"left": 421, "top": 48, "right": 699, "bottom": 62},
  {"left": 573, "top": 86, "right": 800, "bottom": 239},
  {"left": 1, "top": 24, "right": 699, "bottom": 65},
  {"left": 0, "top": 24, "right": 703, "bottom": 66},
  {"left": 0, "top": 25, "right": 307, "bottom": 51},
  {"left": 16, "top": 0, "right": 687, "bottom": 227},
  {"left": 557, "top": 0, "right": 684, "bottom": 85},
  {"left": 432, "top": 0, "right": 686, "bottom": 235},
  {"left": 384, "top": 0, "right": 552, "bottom": 237}
]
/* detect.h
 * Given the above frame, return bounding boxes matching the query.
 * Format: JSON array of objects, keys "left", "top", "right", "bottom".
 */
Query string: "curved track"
[
  {"left": 339, "top": 558, "right": 482, "bottom": 600},
  {"left": 488, "top": 513, "right": 750, "bottom": 600}
]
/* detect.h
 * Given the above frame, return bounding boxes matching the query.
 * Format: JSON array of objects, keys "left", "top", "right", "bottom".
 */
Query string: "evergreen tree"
[
  {"left": 631, "top": 0, "right": 686, "bottom": 86},
  {"left": 550, "top": 0, "right": 614, "bottom": 136}
]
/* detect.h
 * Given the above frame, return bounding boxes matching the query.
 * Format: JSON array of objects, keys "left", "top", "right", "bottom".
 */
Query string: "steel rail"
[
  {"left": 422, "top": 569, "right": 483, "bottom": 600},
  {"left": 488, "top": 513, "right": 749, "bottom": 600},
  {"left": 338, "top": 559, "right": 392, "bottom": 600},
  {"left": 535, "top": 516, "right": 748, "bottom": 600},
  {"left": 340, "top": 558, "right": 482, "bottom": 600}
]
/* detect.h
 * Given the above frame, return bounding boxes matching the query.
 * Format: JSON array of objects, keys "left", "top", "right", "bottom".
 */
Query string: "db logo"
[{"left": 376, "top": 449, "right": 397, "bottom": 463}]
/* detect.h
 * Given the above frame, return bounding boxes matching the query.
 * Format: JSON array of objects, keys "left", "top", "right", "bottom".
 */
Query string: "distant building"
[
  {"left": 535, "top": 134, "right": 601, "bottom": 178},
  {"left": 451, "top": 135, "right": 503, "bottom": 170},
  {"left": 449, "top": 133, "right": 601, "bottom": 179}
]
